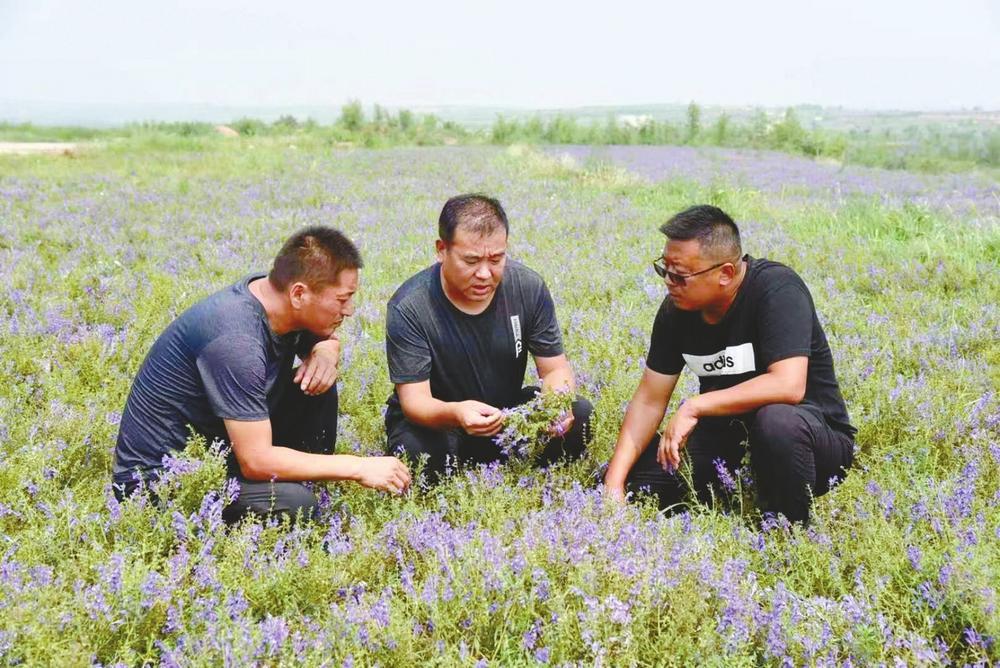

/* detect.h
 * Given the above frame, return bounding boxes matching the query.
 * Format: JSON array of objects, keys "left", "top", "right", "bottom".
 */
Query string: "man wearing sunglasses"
[{"left": 603, "top": 205, "right": 855, "bottom": 525}]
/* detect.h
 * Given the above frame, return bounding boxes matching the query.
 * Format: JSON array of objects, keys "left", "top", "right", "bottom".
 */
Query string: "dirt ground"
[{"left": 0, "top": 142, "right": 78, "bottom": 155}]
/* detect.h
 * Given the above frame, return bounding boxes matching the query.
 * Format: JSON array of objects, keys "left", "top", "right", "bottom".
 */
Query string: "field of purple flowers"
[
  {"left": 1, "top": 140, "right": 998, "bottom": 665},
  {"left": 546, "top": 145, "right": 999, "bottom": 225}
]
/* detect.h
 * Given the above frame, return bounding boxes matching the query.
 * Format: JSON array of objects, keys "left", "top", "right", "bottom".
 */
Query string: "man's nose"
[{"left": 474, "top": 263, "right": 491, "bottom": 279}]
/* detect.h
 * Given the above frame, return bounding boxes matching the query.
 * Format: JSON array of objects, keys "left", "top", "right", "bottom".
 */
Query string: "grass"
[{"left": 0, "top": 141, "right": 997, "bottom": 665}]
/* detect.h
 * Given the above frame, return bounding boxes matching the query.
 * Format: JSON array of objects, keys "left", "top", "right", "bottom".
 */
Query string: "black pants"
[
  {"left": 385, "top": 387, "right": 593, "bottom": 483},
  {"left": 115, "top": 384, "right": 338, "bottom": 525},
  {"left": 625, "top": 403, "right": 853, "bottom": 524}
]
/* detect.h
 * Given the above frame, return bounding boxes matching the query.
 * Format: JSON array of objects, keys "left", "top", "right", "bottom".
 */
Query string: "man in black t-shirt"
[
  {"left": 384, "top": 194, "right": 592, "bottom": 481},
  {"left": 114, "top": 227, "right": 411, "bottom": 523},
  {"left": 603, "top": 205, "right": 854, "bottom": 524}
]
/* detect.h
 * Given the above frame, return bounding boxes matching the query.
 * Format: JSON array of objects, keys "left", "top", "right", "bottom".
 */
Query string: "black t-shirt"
[
  {"left": 114, "top": 274, "right": 316, "bottom": 483},
  {"left": 385, "top": 260, "right": 564, "bottom": 411},
  {"left": 646, "top": 256, "right": 855, "bottom": 437}
]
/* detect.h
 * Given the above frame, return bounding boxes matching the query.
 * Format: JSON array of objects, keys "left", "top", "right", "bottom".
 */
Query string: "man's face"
[
  {"left": 295, "top": 268, "right": 359, "bottom": 337},
  {"left": 436, "top": 225, "right": 508, "bottom": 306},
  {"left": 661, "top": 239, "right": 727, "bottom": 311}
]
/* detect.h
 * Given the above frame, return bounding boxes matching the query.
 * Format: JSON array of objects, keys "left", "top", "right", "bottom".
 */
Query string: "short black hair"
[
  {"left": 269, "top": 226, "right": 363, "bottom": 291},
  {"left": 438, "top": 194, "right": 509, "bottom": 244},
  {"left": 660, "top": 205, "right": 742, "bottom": 261}
]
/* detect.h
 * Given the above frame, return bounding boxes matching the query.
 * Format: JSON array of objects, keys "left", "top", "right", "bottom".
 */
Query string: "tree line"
[{"left": 2, "top": 99, "right": 998, "bottom": 172}]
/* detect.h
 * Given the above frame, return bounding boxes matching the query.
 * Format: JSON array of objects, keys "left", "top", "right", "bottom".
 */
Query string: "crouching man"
[
  {"left": 384, "top": 194, "right": 592, "bottom": 481},
  {"left": 603, "top": 205, "right": 855, "bottom": 525},
  {"left": 113, "top": 226, "right": 410, "bottom": 523}
]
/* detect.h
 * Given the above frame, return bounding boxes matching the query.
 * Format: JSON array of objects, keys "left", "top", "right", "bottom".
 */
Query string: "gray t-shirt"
[
  {"left": 113, "top": 274, "right": 314, "bottom": 483},
  {"left": 385, "top": 260, "right": 564, "bottom": 411}
]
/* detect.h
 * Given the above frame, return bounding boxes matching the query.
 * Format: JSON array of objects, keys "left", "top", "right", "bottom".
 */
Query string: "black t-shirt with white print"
[
  {"left": 385, "top": 260, "right": 564, "bottom": 412},
  {"left": 646, "top": 256, "right": 855, "bottom": 437}
]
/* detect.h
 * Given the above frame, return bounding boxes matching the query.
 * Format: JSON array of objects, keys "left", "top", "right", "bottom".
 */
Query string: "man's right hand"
[
  {"left": 356, "top": 456, "right": 412, "bottom": 494},
  {"left": 454, "top": 401, "right": 505, "bottom": 436},
  {"left": 602, "top": 482, "right": 627, "bottom": 504}
]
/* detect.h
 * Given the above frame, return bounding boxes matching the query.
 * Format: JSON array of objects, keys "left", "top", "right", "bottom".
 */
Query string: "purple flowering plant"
[
  {"left": 492, "top": 388, "right": 574, "bottom": 462},
  {"left": 0, "top": 140, "right": 996, "bottom": 665}
]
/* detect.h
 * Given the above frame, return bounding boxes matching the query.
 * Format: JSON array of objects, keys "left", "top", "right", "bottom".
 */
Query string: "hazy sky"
[{"left": 1, "top": 0, "right": 998, "bottom": 111}]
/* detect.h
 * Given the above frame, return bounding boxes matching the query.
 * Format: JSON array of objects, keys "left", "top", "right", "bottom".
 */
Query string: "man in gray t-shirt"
[
  {"left": 115, "top": 227, "right": 410, "bottom": 522},
  {"left": 384, "top": 194, "right": 592, "bottom": 481}
]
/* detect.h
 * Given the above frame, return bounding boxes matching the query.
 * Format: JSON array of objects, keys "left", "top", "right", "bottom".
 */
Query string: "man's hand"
[
  {"left": 455, "top": 401, "right": 505, "bottom": 436},
  {"left": 658, "top": 400, "right": 699, "bottom": 471},
  {"left": 356, "top": 456, "right": 412, "bottom": 494},
  {"left": 295, "top": 335, "right": 340, "bottom": 396},
  {"left": 546, "top": 411, "right": 574, "bottom": 438},
  {"left": 602, "top": 481, "right": 627, "bottom": 504}
]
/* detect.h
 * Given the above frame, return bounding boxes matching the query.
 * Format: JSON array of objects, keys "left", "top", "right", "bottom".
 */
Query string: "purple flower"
[
  {"left": 260, "top": 616, "right": 289, "bottom": 655},
  {"left": 907, "top": 546, "right": 922, "bottom": 570},
  {"left": 226, "top": 590, "right": 248, "bottom": 620},
  {"left": 371, "top": 588, "right": 391, "bottom": 628},
  {"left": 713, "top": 458, "right": 738, "bottom": 494},
  {"left": 522, "top": 619, "right": 542, "bottom": 650},
  {"left": 938, "top": 561, "right": 954, "bottom": 587},
  {"left": 918, "top": 582, "right": 942, "bottom": 610}
]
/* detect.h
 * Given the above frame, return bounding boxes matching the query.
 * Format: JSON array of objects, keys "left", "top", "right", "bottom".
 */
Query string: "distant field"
[
  {"left": 4, "top": 100, "right": 999, "bottom": 175},
  {"left": 546, "top": 145, "right": 1000, "bottom": 222},
  {"left": 0, "top": 143, "right": 997, "bottom": 665}
]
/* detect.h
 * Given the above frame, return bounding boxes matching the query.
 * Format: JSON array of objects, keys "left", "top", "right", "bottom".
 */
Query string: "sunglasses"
[{"left": 652, "top": 256, "right": 742, "bottom": 286}]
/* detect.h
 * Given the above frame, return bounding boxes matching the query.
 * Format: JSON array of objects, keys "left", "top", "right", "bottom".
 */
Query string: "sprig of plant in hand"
[{"left": 492, "top": 388, "right": 573, "bottom": 461}]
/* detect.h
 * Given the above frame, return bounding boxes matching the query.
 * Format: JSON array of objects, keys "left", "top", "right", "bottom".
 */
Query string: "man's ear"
[
  {"left": 288, "top": 281, "right": 308, "bottom": 308},
  {"left": 435, "top": 239, "right": 447, "bottom": 263},
  {"left": 718, "top": 262, "right": 739, "bottom": 286}
]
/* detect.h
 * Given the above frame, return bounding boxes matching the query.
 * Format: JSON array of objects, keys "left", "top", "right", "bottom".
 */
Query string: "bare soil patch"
[{"left": 0, "top": 142, "right": 78, "bottom": 156}]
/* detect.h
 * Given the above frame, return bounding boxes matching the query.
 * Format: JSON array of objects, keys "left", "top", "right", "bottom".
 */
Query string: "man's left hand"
[
  {"left": 658, "top": 399, "right": 698, "bottom": 471},
  {"left": 546, "top": 411, "right": 574, "bottom": 438},
  {"left": 295, "top": 335, "right": 340, "bottom": 396}
]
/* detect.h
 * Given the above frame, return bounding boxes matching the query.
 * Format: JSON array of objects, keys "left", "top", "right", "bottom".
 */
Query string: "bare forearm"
[
  {"left": 239, "top": 447, "right": 364, "bottom": 482},
  {"left": 689, "top": 372, "right": 803, "bottom": 418},
  {"left": 540, "top": 365, "right": 575, "bottom": 394},
  {"left": 400, "top": 395, "right": 461, "bottom": 430}
]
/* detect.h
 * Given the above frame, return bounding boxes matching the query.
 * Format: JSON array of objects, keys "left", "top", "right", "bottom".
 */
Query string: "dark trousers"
[
  {"left": 625, "top": 403, "right": 854, "bottom": 524},
  {"left": 115, "top": 384, "right": 338, "bottom": 525},
  {"left": 386, "top": 387, "right": 593, "bottom": 483}
]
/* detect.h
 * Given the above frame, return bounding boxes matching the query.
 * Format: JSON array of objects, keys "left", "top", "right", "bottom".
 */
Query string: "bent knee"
[
  {"left": 280, "top": 483, "right": 320, "bottom": 514},
  {"left": 572, "top": 397, "right": 594, "bottom": 423},
  {"left": 386, "top": 428, "right": 441, "bottom": 461},
  {"left": 751, "top": 404, "right": 808, "bottom": 449},
  {"left": 258, "top": 482, "right": 319, "bottom": 519}
]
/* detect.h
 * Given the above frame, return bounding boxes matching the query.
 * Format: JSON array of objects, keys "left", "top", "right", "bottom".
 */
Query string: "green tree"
[
  {"left": 273, "top": 115, "right": 299, "bottom": 131},
  {"left": 491, "top": 115, "right": 517, "bottom": 144},
  {"left": 339, "top": 100, "right": 364, "bottom": 132},
  {"left": 686, "top": 101, "right": 701, "bottom": 144},
  {"left": 373, "top": 104, "right": 389, "bottom": 128},
  {"left": 525, "top": 116, "right": 544, "bottom": 142},
  {"left": 712, "top": 112, "right": 729, "bottom": 146},
  {"left": 398, "top": 109, "right": 414, "bottom": 133},
  {"left": 231, "top": 117, "right": 265, "bottom": 137},
  {"left": 544, "top": 115, "right": 579, "bottom": 143},
  {"left": 772, "top": 108, "right": 805, "bottom": 150},
  {"left": 638, "top": 119, "right": 658, "bottom": 145},
  {"left": 749, "top": 108, "right": 769, "bottom": 147}
]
